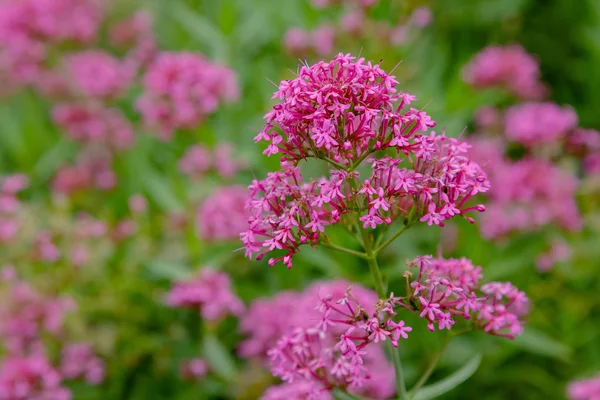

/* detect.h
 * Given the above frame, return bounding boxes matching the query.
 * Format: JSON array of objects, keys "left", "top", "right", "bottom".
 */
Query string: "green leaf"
[
  {"left": 412, "top": 354, "right": 482, "bottom": 400},
  {"left": 168, "top": 1, "right": 229, "bottom": 61},
  {"left": 145, "top": 260, "right": 190, "bottom": 280},
  {"left": 203, "top": 333, "right": 238, "bottom": 382},
  {"left": 510, "top": 328, "right": 572, "bottom": 362}
]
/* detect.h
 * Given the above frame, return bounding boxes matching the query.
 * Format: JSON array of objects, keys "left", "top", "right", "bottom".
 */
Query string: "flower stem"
[
  {"left": 320, "top": 241, "right": 369, "bottom": 259},
  {"left": 374, "top": 222, "right": 413, "bottom": 255},
  {"left": 389, "top": 342, "right": 408, "bottom": 400},
  {"left": 359, "top": 226, "right": 407, "bottom": 399},
  {"left": 407, "top": 337, "right": 451, "bottom": 398}
]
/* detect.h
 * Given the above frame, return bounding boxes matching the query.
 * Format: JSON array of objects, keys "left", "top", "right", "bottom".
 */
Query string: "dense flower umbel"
[
  {"left": 137, "top": 52, "right": 239, "bottom": 139},
  {"left": 243, "top": 142, "right": 489, "bottom": 268},
  {"left": 261, "top": 259, "right": 528, "bottom": 398},
  {"left": 504, "top": 102, "right": 578, "bottom": 146},
  {"left": 166, "top": 268, "right": 244, "bottom": 322},
  {"left": 243, "top": 281, "right": 394, "bottom": 399},
  {"left": 246, "top": 54, "right": 490, "bottom": 268},
  {"left": 568, "top": 373, "right": 600, "bottom": 400},
  {"left": 462, "top": 45, "right": 546, "bottom": 99},
  {"left": 256, "top": 53, "right": 436, "bottom": 165}
]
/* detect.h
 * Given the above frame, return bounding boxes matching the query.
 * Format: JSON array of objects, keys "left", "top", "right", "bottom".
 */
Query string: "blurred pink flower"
[
  {"left": 60, "top": 342, "right": 105, "bottom": 385},
  {"left": 180, "top": 358, "right": 208, "bottom": 380},
  {"left": 137, "top": 52, "right": 239, "bottom": 139},
  {"left": 311, "top": 25, "right": 336, "bottom": 56},
  {"left": 410, "top": 7, "right": 433, "bottom": 28},
  {"left": 0, "top": 354, "right": 71, "bottom": 400},
  {"left": 65, "top": 50, "right": 134, "bottom": 99},
  {"left": 463, "top": 45, "right": 546, "bottom": 99},
  {"left": 504, "top": 102, "right": 578, "bottom": 146},
  {"left": 197, "top": 186, "right": 248, "bottom": 241},
  {"left": 166, "top": 268, "right": 244, "bottom": 322},
  {"left": 129, "top": 195, "right": 148, "bottom": 214},
  {"left": 283, "top": 28, "right": 309, "bottom": 55},
  {"left": 340, "top": 11, "right": 365, "bottom": 35},
  {"left": 52, "top": 103, "right": 135, "bottom": 150},
  {"left": 568, "top": 373, "right": 600, "bottom": 400}
]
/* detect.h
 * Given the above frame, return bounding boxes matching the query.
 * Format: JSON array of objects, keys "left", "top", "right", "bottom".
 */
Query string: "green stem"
[
  {"left": 389, "top": 342, "right": 408, "bottom": 400},
  {"left": 320, "top": 241, "right": 369, "bottom": 259},
  {"left": 374, "top": 222, "right": 413, "bottom": 255},
  {"left": 408, "top": 337, "right": 452, "bottom": 398},
  {"left": 359, "top": 227, "right": 407, "bottom": 399}
]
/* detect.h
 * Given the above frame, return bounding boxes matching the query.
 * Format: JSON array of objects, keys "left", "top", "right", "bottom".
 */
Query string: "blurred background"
[{"left": 0, "top": 0, "right": 599, "bottom": 399}]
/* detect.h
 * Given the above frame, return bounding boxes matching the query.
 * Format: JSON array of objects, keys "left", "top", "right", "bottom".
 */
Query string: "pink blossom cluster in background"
[
  {"left": 463, "top": 45, "right": 546, "bottom": 99},
  {"left": 197, "top": 185, "right": 249, "bottom": 241},
  {"left": 284, "top": 5, "right": 432, "bottom": 56},
  {"left": 52, "top": 104, "right": 135, "bottom": 151},
  {"left": 0, "top": 174, "right": 28, "bottom": 244},
  {"left": 245, "top": 53, "right": 489, "bottom": 269},
  {"left": 475, "top": 155, "right": 581, "bottom": 239},
  {"left": 504, "top": 102, "right": 578, "bottom": 147},
  {"left": 0, "top": 0, "right": 103, "bottom": 86},
  {"left": 179, "top": 143, "right": 242, "bottom": 179},
  {"left": 60, "top": 343, "right": 105, "bottom": 384},
  {"left": 0, "top": 276, "right": 104, "bottom": 399},
  {"left": 568, "top": 373, "right": 600, "bottom": 400},
  {"left": 180, "top": 358, "right": 208, "bottom": 381},
  {"left": 137, "top": 52, "right": 239, "bottom": 140},
  {"left": 240, "top": 280, "right": 395, "bottom": 399},
  {"left": 166, "top": 267, "right": 245, "bottom": 321},
  {"left": 65, "top": 50, "right": 135, "bottom": 100},
  {"left": 0, "top": 354, "right": 72, "bottom": 400}
]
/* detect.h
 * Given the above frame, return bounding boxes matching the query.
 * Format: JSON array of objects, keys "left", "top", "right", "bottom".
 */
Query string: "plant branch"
[
  {"left": 320, "top": 241, "right": 369, "bottom": 259},
  {"left": 408, "top": 337, "right": 452, "bottom": 398}
]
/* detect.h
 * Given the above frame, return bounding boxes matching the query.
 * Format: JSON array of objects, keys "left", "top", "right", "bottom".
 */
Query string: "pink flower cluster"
[
  {"left": 568, "top": 373, "right": 600, "bottom": 400},
  {"left": 52, "top": 156, "right": 117, "bottom": 195},
  {"left": 108, "top": 11, "right": 157, "bottom": 68},
  {"left": 60, "top": 343, "right": 105, "bottom": 385},
  {"left": 476, "top": 156, "right": 581, "bottom": 239},
  {"left": 504, "top": 102, "right": 578, "bottom": 146},
  {"left": 0, "top": 0, "right": 103, "bottom": 85},
  {"left": 256, "top": 53, "right": 433, "bottom": 164},
  {"left": 0, "top": 174, "right": 28, "bottom": 243},
  {"left": 0, "top": 354, "right": 71, "bottom": 400},
  {"left": 240, "top": 280, "right": 394, "bottom": 399},
  {"left": 535, "top": 239, "right": 571, "bottom": 272},
  {"left": 245, "top": 54, "right": 489, "bottom": 268},
  {"left": 65, "top": 50, "right": 134, "bottom": 100},
  {"left": 197, "top": 186, "right": 249, "bottom": 241},
  {"left": 166, "top": 268, "right": 244, "bottom": 322},
  {"left": 137, "top": 52, "right": 239, "bottom": 139},
  {"left": 463, "top": 45, "right": 546, "bottom": 99},
  {"left": 179, "top": 143, "right": 241, "bottom": 179},
  {"left": 52, "top": 104, "right": 135, "bottom": 151},
  {"left": 0, "top": 280, "right": 75, "bottom": 353},
  {"left": 0, "top": 278, "right": 105, "bottom": 399},
  {"left": 283, "top": 26, "right": 336, "bottom": 57},
  {"left": 180, "top": 358, "right": 208, "bottom": 381}
]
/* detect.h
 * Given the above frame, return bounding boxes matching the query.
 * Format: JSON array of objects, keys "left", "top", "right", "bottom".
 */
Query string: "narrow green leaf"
[
  {"left": 168, "top": 1, "right": 229, "bottom": 61},
  {"left": 145, "top": 260, "right": 190, "bottom": 280},
  {"left": 412, "top": 354, "right": 482, "bottom": 400},
  {"left": 203, "top": 333, "right": 238, "bottom": 382},
  {"left": 510, "top": 328, "right": 572, "bottom": 361}
]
